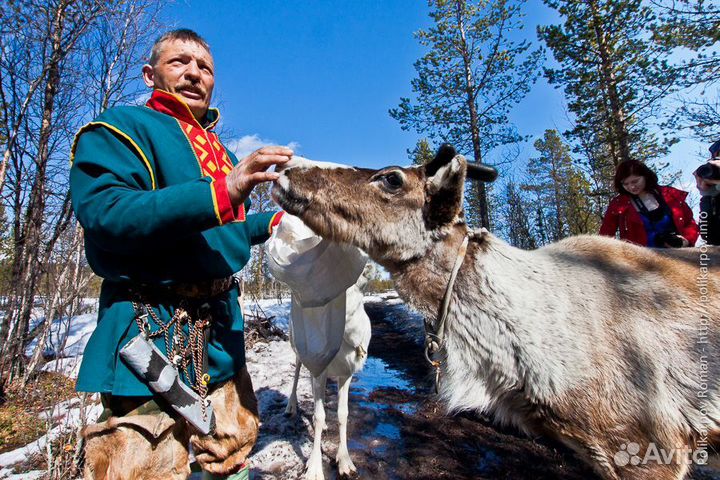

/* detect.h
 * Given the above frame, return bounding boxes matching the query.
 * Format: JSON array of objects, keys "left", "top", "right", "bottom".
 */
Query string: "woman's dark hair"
[{"left": 613, "top": 160, "right": 659, "bottom": 194}]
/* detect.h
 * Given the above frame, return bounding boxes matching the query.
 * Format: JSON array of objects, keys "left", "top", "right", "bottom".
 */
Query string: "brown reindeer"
[{"left": 272, "top": 146, "right": 720, "bottom": 480}]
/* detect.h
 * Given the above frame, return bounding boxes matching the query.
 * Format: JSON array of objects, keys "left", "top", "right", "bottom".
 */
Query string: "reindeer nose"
[
  {"left": 276, "top": 156, "right": 310, "bottom": 173},
  {"left": 275, "top": 160, "right": 290, "bottom": 174}
]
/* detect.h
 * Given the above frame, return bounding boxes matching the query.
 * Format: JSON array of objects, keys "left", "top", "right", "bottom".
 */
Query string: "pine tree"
[
  {"left": 653, "top": 0, "right": 720, "bottom": 139},
  {"left": 391, "top": 0, "right": 542, "bottom": 227},
  {"left": 653, "top": 0, "right": 719, "bottom": 85},
  {"left": 521, "top": 130, "right": 598, "bottom": 243},
  {"left": 409, "top": 138, "right": 435, "bottom": 166},
  {"left": 538, "top": 0, "right": 678, "bottom": 167},
  {"left": 503, "top": 181, "right": 537, "bottom": 249}
]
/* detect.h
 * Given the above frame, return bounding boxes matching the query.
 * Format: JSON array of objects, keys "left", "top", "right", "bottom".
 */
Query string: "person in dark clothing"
[{"left": 695, "top": 140, "right": 720, "bottom": 245}]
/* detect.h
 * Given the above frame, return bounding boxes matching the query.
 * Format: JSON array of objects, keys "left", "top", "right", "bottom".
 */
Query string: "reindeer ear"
[
  {"left": 423, "top": 152, "right": 467, "bottom": 228},
  {"left": 425, "top": 144, "right": 456, "bottom": 177}
]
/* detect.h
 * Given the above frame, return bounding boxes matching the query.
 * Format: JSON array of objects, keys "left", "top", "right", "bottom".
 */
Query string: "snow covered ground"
[{"left": 0, "top": 294, "right": 400, "bottom": 479}]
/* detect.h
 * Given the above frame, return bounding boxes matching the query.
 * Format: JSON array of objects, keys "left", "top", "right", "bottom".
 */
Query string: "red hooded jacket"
[{"left": 599, "top": 186, "right": 699, "bottom": 247}]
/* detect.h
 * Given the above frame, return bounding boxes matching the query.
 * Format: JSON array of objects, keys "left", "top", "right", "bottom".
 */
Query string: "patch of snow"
[
  {"left": 244, "top": 299, "right": 292, "bottom": 333},
  {"left": 363, "top": 291, "right": 402, "bottom": 305},
  {"left": 38, "top": 398, "right": 82, "bottom": 423},
  {"left": 0, "top": 470, "right": 43, "bottom": 480},
  {"left": 245, "top": 339, "right": 316, "bottom": 478},
  {"left": 41, "top": 355, "right": 83, "bottom": 379},
  {"left": 25, "top": 312, "right": 97, "bottom": 360}
]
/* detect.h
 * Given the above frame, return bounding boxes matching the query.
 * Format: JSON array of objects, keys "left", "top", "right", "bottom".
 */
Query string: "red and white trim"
[{"left": 146, "top": 90, "right": 241, "bottom": 225}]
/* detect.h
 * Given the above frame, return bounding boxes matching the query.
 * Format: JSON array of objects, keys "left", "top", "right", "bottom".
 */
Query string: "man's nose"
[{"left": 184, "top": 61, "right": 201, "bottom": 81}]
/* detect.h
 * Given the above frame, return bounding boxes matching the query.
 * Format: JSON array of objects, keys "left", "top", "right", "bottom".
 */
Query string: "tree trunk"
[
  {"left": 22, "top": 224, "right": 87, "bottom": 386},
  {"left": 589, "top": 0, "right": 632, "bottom": 165},
  {"left": 552, "top": 158, "right": 564, "bottom": 241},
  {"left": 255, "top": 247, "right": 265, "bottom": 298},
  {"left": 455, "top": 0, "right": 490, "bottom": 227},
  {"left": 0, "top": 72, "right": 52, "bottom": 196},
  {"left": 23, "top": 280, "right": 63, "bottom": 386},
  {"left": 3, "top": 1, "right": 68, "bottom": 386}
]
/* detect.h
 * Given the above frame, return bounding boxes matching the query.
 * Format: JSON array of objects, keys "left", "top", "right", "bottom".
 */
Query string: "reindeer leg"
[
  {"left": 284, "top": 357, "right": 301, "bottom": 417},
  {"left": 336, "top": 375, "right": 357, "bottom": 478},
  {"left": 305, "top": 373, "right": 327, "bottom": 480}
]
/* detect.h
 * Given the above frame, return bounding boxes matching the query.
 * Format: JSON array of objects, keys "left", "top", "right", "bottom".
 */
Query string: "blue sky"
[{"left": 160, "top": 0, "right": 708, "bottom": 203}]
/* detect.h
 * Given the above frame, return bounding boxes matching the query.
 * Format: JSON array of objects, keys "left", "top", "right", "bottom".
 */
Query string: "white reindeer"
[
  {"left": 268, "top": 216, "right": 371, "bottom": 480},
  {"left": 285, "top": 275, "right": 370, "bottom": 480},
  {"left": 272, "top": 148, "right": 720, "bottom": 480}
]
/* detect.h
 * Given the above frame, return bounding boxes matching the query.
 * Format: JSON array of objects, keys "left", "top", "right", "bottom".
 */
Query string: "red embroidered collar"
[{"left": 145, "top": 89, "right": 220, "bottom": 130}]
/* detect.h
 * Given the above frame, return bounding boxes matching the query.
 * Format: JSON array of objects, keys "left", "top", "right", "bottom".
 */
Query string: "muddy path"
[
  {"left": 249, "top": 298, "right": 720, "bottom": 479},
  {"left": 348, "top": 300, "right": 593, "bottom": 480}
]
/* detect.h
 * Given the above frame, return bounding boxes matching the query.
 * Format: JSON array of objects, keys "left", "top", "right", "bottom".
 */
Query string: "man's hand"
[
  {"left": 226, "top": 146, "right": 293, "bottom": 205},
  {"left": 695, "top": 159, "right": 720, "bottom": 193}
]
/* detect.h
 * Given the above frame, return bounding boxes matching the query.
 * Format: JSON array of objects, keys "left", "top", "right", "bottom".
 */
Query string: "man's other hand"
[
  {"left": 695, "top": 159, "right": 720, "bottom": 193},
  {"left": 227, "top": 146, "right": 293, "bottom": 205}
]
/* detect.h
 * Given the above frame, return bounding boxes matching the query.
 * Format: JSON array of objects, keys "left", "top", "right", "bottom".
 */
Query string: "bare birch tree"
[{"left": 0, "top": 0, "right": 163, "bottom": 391}]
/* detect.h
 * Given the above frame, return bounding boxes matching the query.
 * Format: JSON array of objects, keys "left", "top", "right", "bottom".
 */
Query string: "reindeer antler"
[
  {"left": 466, "top": 162, "right": 498, "bottom": 182},
  {"left": 431, "top": 144, "right": 498, "bottom": 182}
]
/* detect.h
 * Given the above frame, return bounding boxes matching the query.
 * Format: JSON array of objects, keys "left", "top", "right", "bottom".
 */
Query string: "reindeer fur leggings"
[{"left": 81, "top": 367, "right": 259, "bottom": 479}]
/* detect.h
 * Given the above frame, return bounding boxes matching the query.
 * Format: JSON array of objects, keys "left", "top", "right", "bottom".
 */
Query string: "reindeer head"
[{"left": 272, "top": 145, "right": 497, "bottom": 266}]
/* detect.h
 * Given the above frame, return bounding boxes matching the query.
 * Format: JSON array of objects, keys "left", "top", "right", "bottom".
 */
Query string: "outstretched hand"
[{"left": 226, "top": 146, "right": 293, "bottom": 205}]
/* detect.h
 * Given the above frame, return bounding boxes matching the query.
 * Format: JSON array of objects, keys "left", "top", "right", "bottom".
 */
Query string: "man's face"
[{"left": 142, "top": 39, "right": 215, "bottom": 120}]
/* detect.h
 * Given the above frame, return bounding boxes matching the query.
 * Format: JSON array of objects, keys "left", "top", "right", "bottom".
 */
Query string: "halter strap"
[{"left": 424, "top": 234, "right": 469, "bottom": 392}]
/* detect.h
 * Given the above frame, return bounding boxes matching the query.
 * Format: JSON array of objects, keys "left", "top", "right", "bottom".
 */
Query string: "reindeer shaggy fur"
[{"left": 273, "top": 152, "right": 720, "bottom": 480}]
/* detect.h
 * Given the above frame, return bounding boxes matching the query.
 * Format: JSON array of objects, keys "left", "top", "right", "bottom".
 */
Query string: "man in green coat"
[{"left": 70, "top": 29, "right": 290, "bottom": 479}]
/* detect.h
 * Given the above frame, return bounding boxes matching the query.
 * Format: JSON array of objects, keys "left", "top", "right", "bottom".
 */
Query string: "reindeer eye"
[{"left": 382, "top": 172, "right": 404, "bottom": 191}]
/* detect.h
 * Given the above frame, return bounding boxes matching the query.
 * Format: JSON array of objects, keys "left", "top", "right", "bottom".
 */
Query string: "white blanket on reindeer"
[{"left": 267, "top": 214, "right": 368, "bottom": 377}]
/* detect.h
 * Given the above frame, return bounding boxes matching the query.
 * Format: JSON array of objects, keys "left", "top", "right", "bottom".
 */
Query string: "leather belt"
[{"left": 130, "top": 276, "right": 239, "bottom": 301}]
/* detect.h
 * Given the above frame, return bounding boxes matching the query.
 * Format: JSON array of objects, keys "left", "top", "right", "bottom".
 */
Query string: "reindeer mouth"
[{"left": 272, "top": 181, "right": 310, "bottom": 216}]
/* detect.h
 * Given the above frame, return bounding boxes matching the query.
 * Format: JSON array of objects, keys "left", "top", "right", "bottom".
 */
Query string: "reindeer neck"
[{"left": 388, "top": 223, "right": 476, "bottom": 320}]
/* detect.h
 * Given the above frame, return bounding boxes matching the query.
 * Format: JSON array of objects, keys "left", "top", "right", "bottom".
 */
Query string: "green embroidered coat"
[{"left": 70, "top": 90, "right": 282, "bottom": 396}]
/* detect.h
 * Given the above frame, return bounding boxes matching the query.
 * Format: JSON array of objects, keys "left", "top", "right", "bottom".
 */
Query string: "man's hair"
[
  {"left": 148, "top": 29, "right": 211, "bottom": 66},
  {"left": 613, "top": 159, "right": 659, "bottom": 194}
]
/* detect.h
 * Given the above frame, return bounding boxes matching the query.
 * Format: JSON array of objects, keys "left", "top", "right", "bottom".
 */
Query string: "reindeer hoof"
[
  {"left": 337, "top": 456, "right": 357, "bottom": 478},
  {"left": 304, "top": 462, "right": 325, "bottom": 480}
]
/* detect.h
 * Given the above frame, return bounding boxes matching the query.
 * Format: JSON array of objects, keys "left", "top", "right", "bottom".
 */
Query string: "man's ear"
[
  {"left": 142, "top": 64, "right": 155, "bottom": 88},
  {"left": 423, "top": 149, "right": 467, "bottom": 228}
]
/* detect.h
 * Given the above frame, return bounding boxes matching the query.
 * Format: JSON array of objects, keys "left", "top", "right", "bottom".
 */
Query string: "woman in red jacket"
[{"left": 599, "top": 160, "right": 699, "bottom": 248}]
